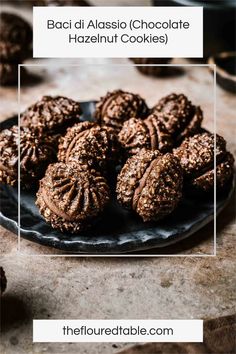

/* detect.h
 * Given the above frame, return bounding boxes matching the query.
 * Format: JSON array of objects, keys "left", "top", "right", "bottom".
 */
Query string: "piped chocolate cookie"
[
  {"left": 118, "top": 113, "right": 173, "bottom": 156},
  {"left": 36, "top": 162, "right": 110, "bottom": 233},
  {"left": 174, "top": 132, "right": 234, "bottom": 192},
  {"left": 0, "top": 125, "right": 56, "bottom": 187},
  {"left": 21, "top": 96, "right": 82, "bottom": 134},
  {"left": 116, "top": 149, "right": 183, "bottom": 222},
  {"left": 94, "top": 90, "right": 149, "bottom": 133}
]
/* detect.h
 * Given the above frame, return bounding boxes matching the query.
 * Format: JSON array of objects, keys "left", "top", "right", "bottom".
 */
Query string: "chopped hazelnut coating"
[
  {"left": 152, "top": 93, "right": 203, "bottom": 143},
  {"left": 0, "top": 125, "right": 56, "bottom": 187},
  {"left": 116, "top": 149, "right": 183, "bottom": 222},
  {"left": 36, "top": 162, "right": 110, "bottom": 233},
  {"left": 58, "top": 121, "right": 119, "bottom": 171},
  {"left": 118, "top": 113, "right": 173, "bottom": 155},
  {"left": 95, "top": 90, "right": 149, "bottom": 133},
  {"left": 174, "top": 133, "right": 234, "bottom": 192},
  {"left": 21, "top": 96, "right": 82, "bottom": 134}
]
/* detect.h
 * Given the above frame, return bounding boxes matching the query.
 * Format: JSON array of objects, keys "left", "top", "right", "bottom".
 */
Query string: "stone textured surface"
[{"left": 0, "top": 4, "right": 235, "bottom": 354}]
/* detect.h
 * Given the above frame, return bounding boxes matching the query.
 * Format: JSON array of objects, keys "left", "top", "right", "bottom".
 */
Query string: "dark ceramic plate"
[{"left": 0, "top": 102, "right": 234, "bottom": 254}]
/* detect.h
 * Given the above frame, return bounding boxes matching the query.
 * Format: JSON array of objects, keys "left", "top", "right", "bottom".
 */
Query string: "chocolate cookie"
[
  {"left": 0, "top": 12, "right": 32, "bottom": 48},
  {"left": 0, "top": 63, "right": 27, "bottom": 86},
  {"left": 21, "top": 96, "right": 82, "bottom": 134},
  {"left": 0, "top": 267, "right": 7, "bottom": 295},
  {"left": 174, "top": 132, "right": 234, "bottom": 192},
  {"left": 0, "top": 125, "right": 56, "bottom": 187},
  {"left": 130, "top": 58, "right": 171, "bottom": 76},
  {"left": 118, "top": 113, "right": 173, "bottom": 156},
  {"left": 36, "top": 162, "right": 110, "bottom": 233},
  {"left": 116, "top": 149, "right": 183, "bottom": 222},
  {"left": 0, "top": 13, "right": 32, "bottom": 86},
  {"left": 58, "top": 121, "right": 119, "bottom": 171},
  {"left": 94, "top": 90, "right": 149, "bottom": 133},
  {"left": 152, "top": 93, "right": 203, "bottom": 143}
]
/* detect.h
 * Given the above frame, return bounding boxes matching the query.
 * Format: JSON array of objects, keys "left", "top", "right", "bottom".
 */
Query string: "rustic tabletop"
[{"left": 1, "top": 5, "right": 236, "bottom": 354}]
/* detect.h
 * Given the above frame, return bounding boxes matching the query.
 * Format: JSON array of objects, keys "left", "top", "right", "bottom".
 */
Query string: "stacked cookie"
[
  {"left": 0, "top": 12, "right": 32, "bottom": 85},
  {"left": 116, "top": 149, "right": 183, "bottom": 222},
  {"left": 0, "top": 126, "right": 56, "bottom": 187},
  {"left": 94, "top": 89, "right": 148, "bottom": 133},
  {"left": 36, "top": 162, "right": 110, "bottom": 233},
  {"left": 0, "top": 91, "right": 234, "bottom": 234},
  {"left": 0, "top": 95, "right": 81, "bottom": 188},
  {"left": 174, "top": 133, "right": 234, "bottom": 193},
  {"left": 118, "top": 93, "right": 203, "bottom": 154}
]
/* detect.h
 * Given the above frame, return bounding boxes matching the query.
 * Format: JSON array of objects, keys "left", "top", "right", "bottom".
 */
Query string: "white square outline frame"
[{"left": 17, "top": 63, "right": 217, "bottom": 258}]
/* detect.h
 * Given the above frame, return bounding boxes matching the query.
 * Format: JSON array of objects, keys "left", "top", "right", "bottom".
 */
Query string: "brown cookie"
[
  {"left": 0, "top": 125, "right": 56, "bottom": 187},
  {"left": 36, "top": 162, "right": 110, "bottom": 233},
  {"left": 94, "top": 90, "right": 149, "bottom": 133},
  {"left": 0, "top": 12, "right": 32, "bottom": 48},
  {"left": 58, "top": 121, "right": 120, "bottom": 172},
  {"left": 118, "top": 113, "right": 173, "bottom": 156},
  {"left": 116, "top": 149, "right": 183, "bottom": 222},
  {"left": 130, "top": 58, "right": 171, "bottom": 76},
  {"left": 152, "top": 93, "right": 203, "bottom": 143},
  {"left": 173, "top": 132, "right": 234, "bottom": 192},
  {"left": 21, "top": 96, "right": 82, "bottom": 134}
]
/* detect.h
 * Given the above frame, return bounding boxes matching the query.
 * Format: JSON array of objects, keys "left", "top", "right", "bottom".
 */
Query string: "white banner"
[
  {"left": 33, "top": 319, "right": 203, "bottom": 342},
  {"left": 33, "top": 6, "right": 203, "bottom": 58}
]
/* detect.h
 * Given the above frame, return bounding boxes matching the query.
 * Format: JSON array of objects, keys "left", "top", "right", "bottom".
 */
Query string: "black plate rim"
[{"left": 0, "top": 188, "right": 233, "bottom": 254}]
